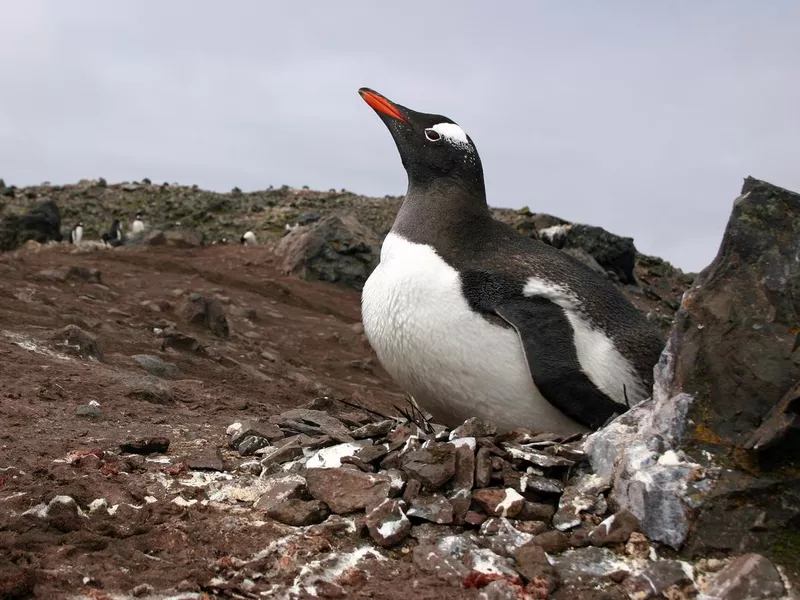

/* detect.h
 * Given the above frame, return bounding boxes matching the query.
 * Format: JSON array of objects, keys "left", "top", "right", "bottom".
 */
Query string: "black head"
[{"left": 358, "top": 88, "right": 485, "bottom": 198}]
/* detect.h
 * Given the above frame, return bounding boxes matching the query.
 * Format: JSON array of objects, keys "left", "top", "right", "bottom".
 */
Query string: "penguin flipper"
[{"left": 494, "top": 297, "right": 625, "bottom": 430}]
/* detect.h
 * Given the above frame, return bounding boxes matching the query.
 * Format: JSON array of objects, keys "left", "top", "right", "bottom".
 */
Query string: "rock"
[
  {"left": 355, "top": 442, "right": 390, "bottom": 464},
  {"left": 436, "top": 535, "right": 520, "bottom": 581},
  {"left": 158, "top": 327, "right": 206, "bottom": 354},
  {"left": 350, "top": 419, "right": 395, "bottom": 439},
  {"left": 0, "top": 199, "right": 63, "bottom": 252},
  {"left": 705, "top": 553, "right": 785, "bottom": 600},
  {"left": 275, "top": 213, "right": 381, "bottom": 290},
  {"left": 238, "top": 435, "right": 270, "bottom": 456},
  {"left": 533, "top": 530, "right": 569, "bottom": 554},
  {"left": 549, "top": 547, "right": 630, "bottom": 585},
  {"left": 228, "top": 420, "right": 284, "bottom": 448},
  {"left": 538, "top": 222, "right": 638, "bottom": 284},
  {"left": 22, "top": 496, "right": 87, "bottom": 533},
  {"left": 476, "top": 580, "right": 526, "bottom": 600},
  {"left": 265, "top": 499, "right": 329, "bottom": 527},
  {"left": 446, "top": 437, "right": 475, "bottom": 523},
  {"left": 502, "top": 444, "right": 575, "bottom": 469},
  {"left": 75, "top": 404, "right": 102, "bottom": 419},
  {"left": 274, "top": 409, "right": 354, "bottom": 443},
  {"left": 119, "top": 437, "right": 170, "bottom": 455},
  {"left": 475, "top": 447, "right": 493, "bottom": 488},
  {"left": 258, "top": 439, "right": 305, "bottom": 470},
  {"left": 624, "top": 560, "right": 695, "bottom": 599},
  {"left": 586, "top": 178, "right": 800, "bottom": 554},
  {"left": 306, "top": 467, "right": 392, "bottom": 514},
  {"left": 412, "top": 544, "right": 469, "bottom": 586},
  {"left": 518, "top": 501, "right": 555, "bottom": 522},
  {"left": 407, "top": 493, "right": 454, "bottom": 524},
  {"left": 400, "top": 443, "right": 457, "bottom": 490},
  {"left": 589, "top": 509, "right": 639, "bottom": 546},
  {"left": 478, "top": 518, "right": 537, "bottom": 558},
  {"left": 143, "top": 227, "right": 205, "bottom": 248},
  {"left": 513, "top": 542, "right": 560, "bottom": 593},
  {"left": 132, "top": 354, "right": 179, "bottom": 378},
  {"left": 122, "top": 375, "right": 174, "bottom": 405},
  {"left": 305, "top": 440, "right": 372, "bottom": 468},
  {"left": 181, "top": 293, "right": 229, "bottom": 338},
  {"left": 253, "top": 474, "right": 306, "bottom": 510},
  {"left": 472, "top": 488, "right": 525, "bottom": 518},
  {"left": 48, "top": 325, "right": 103, "bottom": 361},
  {"left": 365, "top": 498, "right": 411, "bottom": 547},
  {"left": 131, "top": 583, "right": 155, "bottom": 597},
  {"left": 625, "top": 532, "right": 650, "bottom": 559},
  {"left": 450, "top": 417, "right": 497, "bottom": 440}
]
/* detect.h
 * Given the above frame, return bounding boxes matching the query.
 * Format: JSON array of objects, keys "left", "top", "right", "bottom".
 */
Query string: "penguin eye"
[{"left": 424, "top": 129, "right": 441, "bottom": 142}]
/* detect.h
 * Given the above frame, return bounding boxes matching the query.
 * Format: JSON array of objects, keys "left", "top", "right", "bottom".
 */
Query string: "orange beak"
[{"left": 358, "top": 88, "right": 408, "bottom": 123}]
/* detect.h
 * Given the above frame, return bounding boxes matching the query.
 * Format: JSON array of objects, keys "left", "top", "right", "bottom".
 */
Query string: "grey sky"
[{"left": 1, "top": 1, "right": 799, "bottom": 272}]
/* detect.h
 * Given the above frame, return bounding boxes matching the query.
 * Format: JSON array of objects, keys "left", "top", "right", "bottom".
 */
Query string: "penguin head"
[
  {"left": 77, "top": 222, "right": 83, "bottom": 228},
  {"left": 358, "top": 87, "right": 484, "bottom": 193},
  {"left": 135, "top": 213, "right": 142, "bottom": 219}
]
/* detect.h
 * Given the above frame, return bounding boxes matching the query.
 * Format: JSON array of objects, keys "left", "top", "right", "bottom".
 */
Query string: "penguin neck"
[{"left": 392, "top": 174, "right": 491, "bottom": 249}]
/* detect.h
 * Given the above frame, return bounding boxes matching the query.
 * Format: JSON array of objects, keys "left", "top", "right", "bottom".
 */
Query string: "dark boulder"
[
  {"left": 275, "top": 213, "right": 380, "bottom": 290},
  {"left": 539, "top": 223, "right": 638, "bottom": 284},
  {"left": 0, "top": 200, "right": 63, "bottom": 251},
  {"left": 585, "top": 176, "right": 800, "bottom": 570}
]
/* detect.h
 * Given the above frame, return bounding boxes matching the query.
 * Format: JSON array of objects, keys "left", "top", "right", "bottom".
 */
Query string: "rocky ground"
[{"left": 0, "top": 178, "right": 797, "bottom": 599}]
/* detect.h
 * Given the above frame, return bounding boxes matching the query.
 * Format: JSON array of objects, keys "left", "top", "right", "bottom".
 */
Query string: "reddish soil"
[{"left": 0, "top": 243, "right": 482, "bottom": 599}]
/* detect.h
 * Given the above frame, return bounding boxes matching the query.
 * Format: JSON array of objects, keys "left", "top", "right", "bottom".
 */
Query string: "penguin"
[
  {"left": 101, "top": 219, "right": 123, "bottom": 247},
  {"left": 69, "top": 222, "right": 84, "bottom": 244},
  {"left": 357, "top": 88, "right": 665, "bottom": 435},
  {"left": 241, "top": 231, "right": 257, "bottom": 245},
  {"left": 131, "top": 213, "right": 145, "bottom": 235}
]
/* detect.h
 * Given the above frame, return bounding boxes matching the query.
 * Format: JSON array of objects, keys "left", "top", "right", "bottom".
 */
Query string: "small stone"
[
  {"left": 608, "top": 570, "right": 629, "bottom": 584},
  {"left": 355, "top": 442, "right": 390, "bottom": 464},
  {"left": 306, "top": 467, "right": 391, "bottom": 514},
  {"left": 479, "top": 518, "right": 537, "bottom": 558},
  {"left": 465, "top": 511, "right": 487, "bottom": 526},
  {"left": 533, "top": 530, "right": 569, "bottom": 554},
  {"left": 625, "top": 531, "right": 650, "bottom": 558},
  {"left": 477, "top": 580, "right": 526, "bottom": 600},
  {"left": 518, "top": 501, "right": 555, "bottom": 522},
  {"left": 512, "top": 472, "right": 564, "bottom": 496},
  {"left": 412, "top": 544, "right": 468, "bottom": 586},
  {"left": 589, "top": 509, "right": 639, "bottom": 546},
  {"left": 569, "top": 528, "right": 592, "bottom": 548},
  {"left": 76, "top": 404, "right": 102, "bottom": 419},
  {"left": 258, "top": 439, "right": 305, "bottom": 469},
  {"left": 238, "top": 435, "right": 270, "bottom": 456},
  {"left": 305, "top": 440, "right": 372, "bottom": 469},
  {"left": 450, "top": 417, "right": 497, "bottom": 440},
  {"left": 513, "top": 542, "right": 560, "bottom": 593},
  {"left": 49, "top": 325, "right": 104, "bottom": 361},
  {"left": 366, "top": 498, "right": 411, "bottom": 547},
  {"left": 338, "top": 411, "right": 372, "bottom": 427},
  {"left": 132, "top": 354, "right": 179, "bottom": 378},
  {"left": 132, "top": 583, "right": 155, "bottom": 597},
  {"left": 514, "top": 521, "right": 548, "bottom": 536},
  {"left": 475, "top": 447, "right": 493, "bottom": 488},
  {"left": 447, "top": 437, "right": 475, "bottom": 523},
  {"left": 400, "top": 443, "right": 457, "bottom": 490},
  {"left": 119, "top": 437, "right": 170, "bottom": 455},
  {"left": 265, "top": 499, "right": 329, "bottom": 527},
  {"left": 502, "top": 444, "right": 575, "bottom": 468},
  {"left": 385, "top": 468, "right": 407, "bottom": 496},
  {"left": 350, "top": 420, "right": 395, "bottom": 439},
  {"left": 254, "top": 474, "right": 306, "bottom": 510},
  {"left": 552, "top": 474, "right": 607, "bottom": 531},
  {"left": 402, "top": 478, "right": 422, "bottom": 505},
  {"left": 625, "top": 560, "right": 693, "bottom": 599},
  {"left": 407, "top": 493, "right": 454, "bottom": 524},
  {"left": 472, "top": 488, "right": 525, "bottom": 518},
  {"left": 275, "top": 409, "right": 354, "bottom": 443},
  {"left": 229, "top": 420, "right": 285, "bottom": 448},
  {"left": 706, "top": 553, "right": 785, "bottom": 600}
]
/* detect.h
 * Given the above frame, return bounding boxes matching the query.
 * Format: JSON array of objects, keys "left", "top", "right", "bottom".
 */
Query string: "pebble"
[
  {"left": 306, "top": 467, "right": 392, "bottom": 514},
  {"left": 76, "top": 404, "right": 102, "bottom": 419},
  {"left": 400, "top": 443, "right": 456, "bottom": 490},
  {"left": 366, "top": 498, "right": 411, "bottom": 547},
  {"left": 265, "top": 499, "right": 330, "bottom": 527},
  {"left": 407, "top": 493, "right": 454, "bottom": 524},
  {"left": 119, "top": 437, "right": 170, "bottom": 455}
]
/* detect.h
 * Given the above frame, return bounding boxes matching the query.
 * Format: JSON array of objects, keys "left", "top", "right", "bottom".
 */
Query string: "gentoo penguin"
[
  {"left": 357, "top": 88, "right": 665, "bottom": 435},
  {"left": 69, "top": 222, "right": 84, "bottom": 244},
  {"left": 101, "top": 219, "right": 123, "bottom": 247},
  {"left": 131, "top": 213, "right": 145, "bottom": 234},
  {"left": 241, "top": 231, "right": 257, "bottom": 245}
]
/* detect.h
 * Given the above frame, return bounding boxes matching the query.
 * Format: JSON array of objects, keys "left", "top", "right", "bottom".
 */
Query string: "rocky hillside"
[{"left": 0, "top": 178, "right": 692, "bottom": 337}]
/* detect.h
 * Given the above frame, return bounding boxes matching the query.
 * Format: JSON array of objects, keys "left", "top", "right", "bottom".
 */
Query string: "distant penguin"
[
  {"left": 101, "top": 219, "right": 123, "bottom": 247},
  {"left": 131, "top": 213, "right": 145, "bottom": 235},
  {"left": 241, "top": 231, "right": 257, "bottom": 245},
  {"left": 69, "top": 222, "right": 84, "bottom": 244}
]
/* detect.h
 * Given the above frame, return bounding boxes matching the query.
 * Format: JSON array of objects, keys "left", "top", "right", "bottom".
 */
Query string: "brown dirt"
[{"left": 0, "top": 243, "right": 486, "bottom": 599}]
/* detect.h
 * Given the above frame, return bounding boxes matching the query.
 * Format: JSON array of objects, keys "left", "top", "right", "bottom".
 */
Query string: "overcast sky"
[{"left": 1, "top": 1, "right": 799, "bottom": 272}]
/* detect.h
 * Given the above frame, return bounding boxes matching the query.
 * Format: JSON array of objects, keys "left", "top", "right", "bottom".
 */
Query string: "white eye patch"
[{"left": 429, "top": 122, "right": 471, "bottom": 150}]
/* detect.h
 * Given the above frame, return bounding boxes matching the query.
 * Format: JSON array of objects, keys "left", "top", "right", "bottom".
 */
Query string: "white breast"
[
  {"left": 132, "top": 220, "right": 144, "bottom": 234},
  {"left": 361, "top": 233, "right": 586, "bottom": 435},
  {"left": 73, "top": 226, "right": 83, "bottom": 244}
]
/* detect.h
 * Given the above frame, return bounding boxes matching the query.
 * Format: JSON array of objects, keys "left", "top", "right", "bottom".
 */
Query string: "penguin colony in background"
[
  {"left": 241, "top": 231, "right": 257, "bottom": 245},
  {"left": 357, "top": 88, "right": 665, "bottom": 435}
]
